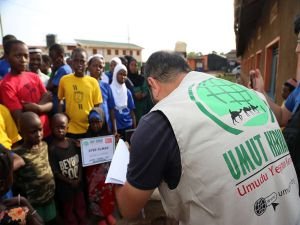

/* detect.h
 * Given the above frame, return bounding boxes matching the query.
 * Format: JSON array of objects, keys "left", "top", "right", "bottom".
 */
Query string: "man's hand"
[
  {"left": 249, "top": 69, "right": 265, "bottom": 93},
  {"left": 114, "top": 182, "right": 154, "bottom": 219}
]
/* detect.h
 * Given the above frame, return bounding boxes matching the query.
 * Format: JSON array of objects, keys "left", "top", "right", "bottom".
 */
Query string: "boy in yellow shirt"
[
  {"left": 58, "top": 48, "right": 102, "bottom": 139},
  {"left": 0, "top": 104, "right": 21, "bottom": 149}
]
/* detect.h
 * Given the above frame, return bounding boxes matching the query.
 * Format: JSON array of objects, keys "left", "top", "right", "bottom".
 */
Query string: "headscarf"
[
  {"left": 110, "top": 64, "right": 128, "bottom": 108},
  {"left": 86, "top": 108, "right": 107, "bottom": 137},
  {"left": 87, "top": 54, "right": 106, "bottom": 79},
  {"left": 88, "top": 54, "right": 104, "bottom": 64},
  {"left": 28, "top": 47, "right": 42, "bottom": 54},
  {"left": 88, "top": 109, "right": 103, "bottom": 122},
  {"left": 110, "top": 57, "right": 121, "bottom": 65},
  {"left": 126, "top": 56, "right": 144, "bottom": 87}
]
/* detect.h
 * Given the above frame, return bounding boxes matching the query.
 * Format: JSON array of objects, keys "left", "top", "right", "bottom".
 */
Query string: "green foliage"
[{"left": 216, "top": 73, "right": 237, "bottom": 83}]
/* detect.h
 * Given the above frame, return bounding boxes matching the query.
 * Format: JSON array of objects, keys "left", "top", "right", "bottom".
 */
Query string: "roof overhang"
[{"left": 234, "top": 0, "right": 265, "bottom": 56}]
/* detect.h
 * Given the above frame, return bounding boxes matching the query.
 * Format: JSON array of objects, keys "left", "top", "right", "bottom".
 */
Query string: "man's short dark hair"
[{"left": 144, "top": 51, "right": 191, "bottom": 82}]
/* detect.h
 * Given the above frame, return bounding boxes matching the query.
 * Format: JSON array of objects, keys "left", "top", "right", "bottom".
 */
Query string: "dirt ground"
[{"left": 56, "top": 192, "right": 178, "bottom": 225}]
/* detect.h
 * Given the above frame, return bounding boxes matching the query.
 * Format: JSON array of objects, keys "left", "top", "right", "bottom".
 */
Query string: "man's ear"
[{"left": 147, "top": 77, "right": 160, "bottom": 98}]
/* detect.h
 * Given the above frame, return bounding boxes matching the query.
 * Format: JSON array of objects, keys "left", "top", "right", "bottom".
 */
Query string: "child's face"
[
  {"left": 110, "top": 60, "right": 117, "bottom": 72},
  {"left": 29, "top": 52, "right": 42, "bottom": 73},
  {"left": 52, "top": 116, "right": 68, "bottom": 140},
  {"left": 117, "top": 69, "right": 127, "bottom": 84},
  {"left": 281, "top": 85, "right": 291, "bottom": 100},
  {"left": 22, "top": 118, "right": 43, "bottom": 146},
  {"left": 40, "top": 61, "right": 51, "bottom": 74},
  {"left": 88, "top": 58, "right": 104, "bottom": 79},
  {"left": 7, "top": 43, "right": 29, "bottom": 74},
  {"left": 129, "top": 60, "right": 138, "bottom": 74},
  {"left": 90, "top": 118, "right": 104, "bottom": 133},
  {"left": 72, "top": 51, "right": 87, "bottom": 77},
  {"left": 49, "top": 51, "right": 63, "bottom": 71}
]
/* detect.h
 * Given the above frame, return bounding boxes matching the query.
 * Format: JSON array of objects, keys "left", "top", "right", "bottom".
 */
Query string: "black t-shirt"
[
  {"left": 49, "top": 139, "right": 82, "bottom": 200},
  {"left": 127, "top": 111, "right": 181, "bottom": 190}
]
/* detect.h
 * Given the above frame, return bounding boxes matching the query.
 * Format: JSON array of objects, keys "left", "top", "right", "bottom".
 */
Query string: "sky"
[{"left": 0, "top": 0, "right": 236, "bottom": 61}]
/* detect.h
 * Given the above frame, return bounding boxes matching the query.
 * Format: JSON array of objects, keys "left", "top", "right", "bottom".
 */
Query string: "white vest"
[{"left": 152, "top": 72, "right": 300, "bottom": 225}]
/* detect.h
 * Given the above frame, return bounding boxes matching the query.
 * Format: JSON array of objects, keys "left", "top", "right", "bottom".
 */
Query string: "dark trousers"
[{"left": 62, "top": 191, "right": 86, "bottom": 225}]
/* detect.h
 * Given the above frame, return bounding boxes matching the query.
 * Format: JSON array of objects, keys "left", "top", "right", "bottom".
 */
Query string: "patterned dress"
[{"left": 0, "top": 206, "right": 29, "bottom": 225}]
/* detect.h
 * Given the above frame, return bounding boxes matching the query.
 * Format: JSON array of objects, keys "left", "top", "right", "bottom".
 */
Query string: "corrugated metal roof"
[{"left": 75, "top": 39, "right": 143, "bottom": 49}]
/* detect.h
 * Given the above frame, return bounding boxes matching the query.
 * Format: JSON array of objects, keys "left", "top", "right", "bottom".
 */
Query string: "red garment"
[
  {"left": 0, "top": 72, "right": 51, "bottom": 137},
  {"left": 85, "top": 162, "right": 115, "bottom": 217}
]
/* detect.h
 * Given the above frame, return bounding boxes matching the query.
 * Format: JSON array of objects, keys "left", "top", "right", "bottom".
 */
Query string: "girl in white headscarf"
[
  {"left": 110, "top": 64, "right": 136, "bottom": 138},
  {"left": 104, "top": 57, "right": 122, "bottom": 84}
]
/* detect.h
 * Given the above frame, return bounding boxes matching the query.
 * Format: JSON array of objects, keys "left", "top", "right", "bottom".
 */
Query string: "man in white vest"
[{"left": 114, "top": 51, "right": 300, "bottom": 225}]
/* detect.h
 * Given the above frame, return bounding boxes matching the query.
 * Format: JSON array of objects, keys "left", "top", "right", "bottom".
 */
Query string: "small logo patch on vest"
[{"left": 254, "top": 192, "right": 278, "bottom": 216}]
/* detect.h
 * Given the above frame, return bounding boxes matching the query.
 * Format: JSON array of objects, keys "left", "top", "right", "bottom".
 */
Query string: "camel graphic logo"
[
  {"left": 254, "top": 192, "right": 279, "bottom": 216},
  {"left": 188, "top": 78, "right": 275, "bottom": 135}
]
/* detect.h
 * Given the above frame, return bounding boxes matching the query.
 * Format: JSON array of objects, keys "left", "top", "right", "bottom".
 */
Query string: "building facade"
[
  {"left": 188, "top": 53, "right": 229, "bottom": 72},
  {"left": 74, "top": 39, "right": 143, "bottom": 64},
  {"left": 1, "top": 39, "right": 143, "bottom": 70},
  {"left": 234, "top": 0, "right": 300, "bottom": 103}
]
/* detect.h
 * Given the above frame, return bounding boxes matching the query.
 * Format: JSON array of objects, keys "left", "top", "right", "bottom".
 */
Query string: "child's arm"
[
  {"left": 11, "top": 110, "right": 22, "bottom": 129},
  {"left": 22, "top": 92, "right": 53, "bottom": 114},
  {"left": 21, "top": 102, "right": 53, "bottom": 114},
  {"left": 58, "top": 99, "right": 64, "bottom": 113},
  {"left": 12, "top": 153, "right": 25, "bottom": 171},
  {"left": 109, "top": 108, "right": 117, "bottom": 134},
  {"left": 130, "top": 110, "right": 137, "bottom": 128}
]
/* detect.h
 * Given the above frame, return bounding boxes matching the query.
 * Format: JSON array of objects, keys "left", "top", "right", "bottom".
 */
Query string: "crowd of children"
[{"left": 0, "top": 34, "right": 152, "bottom": 225}]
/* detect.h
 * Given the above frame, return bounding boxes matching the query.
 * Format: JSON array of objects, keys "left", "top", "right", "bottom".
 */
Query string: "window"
[
  {"left": 130, "top": 50, "right": 133, "bottom": 56},
  {"left": 93, "top": 48, "right": 97, "bottom": 54},
  {"left": 137, "top": 50, "right": 140, "bottom": 56},
  {"left": 107, "top": 49, "right": 111, "bottom": 55},
  {"left": 123, "top": 50, "right": 126, "bottom": 55},
  {"left": 115, "top": 49, "right": 119, "bottom": 55},
  {"left": 264, "top": 37, "right": 280, "bottom": 100}
]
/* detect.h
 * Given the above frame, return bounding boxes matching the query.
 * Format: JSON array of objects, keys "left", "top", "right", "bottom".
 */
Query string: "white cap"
[{"left": 175, "top": 41, "right": 187, "bottom": 53}]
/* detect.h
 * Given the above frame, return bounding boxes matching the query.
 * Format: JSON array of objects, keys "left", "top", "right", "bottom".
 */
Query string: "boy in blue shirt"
[{"left": 47, "top": 44, "right": 72, "bottom": 114}]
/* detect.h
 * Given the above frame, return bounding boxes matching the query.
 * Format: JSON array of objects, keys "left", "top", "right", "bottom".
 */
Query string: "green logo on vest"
[{"left": 188, "top": 78, "right": 275, "bottom": 135}]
